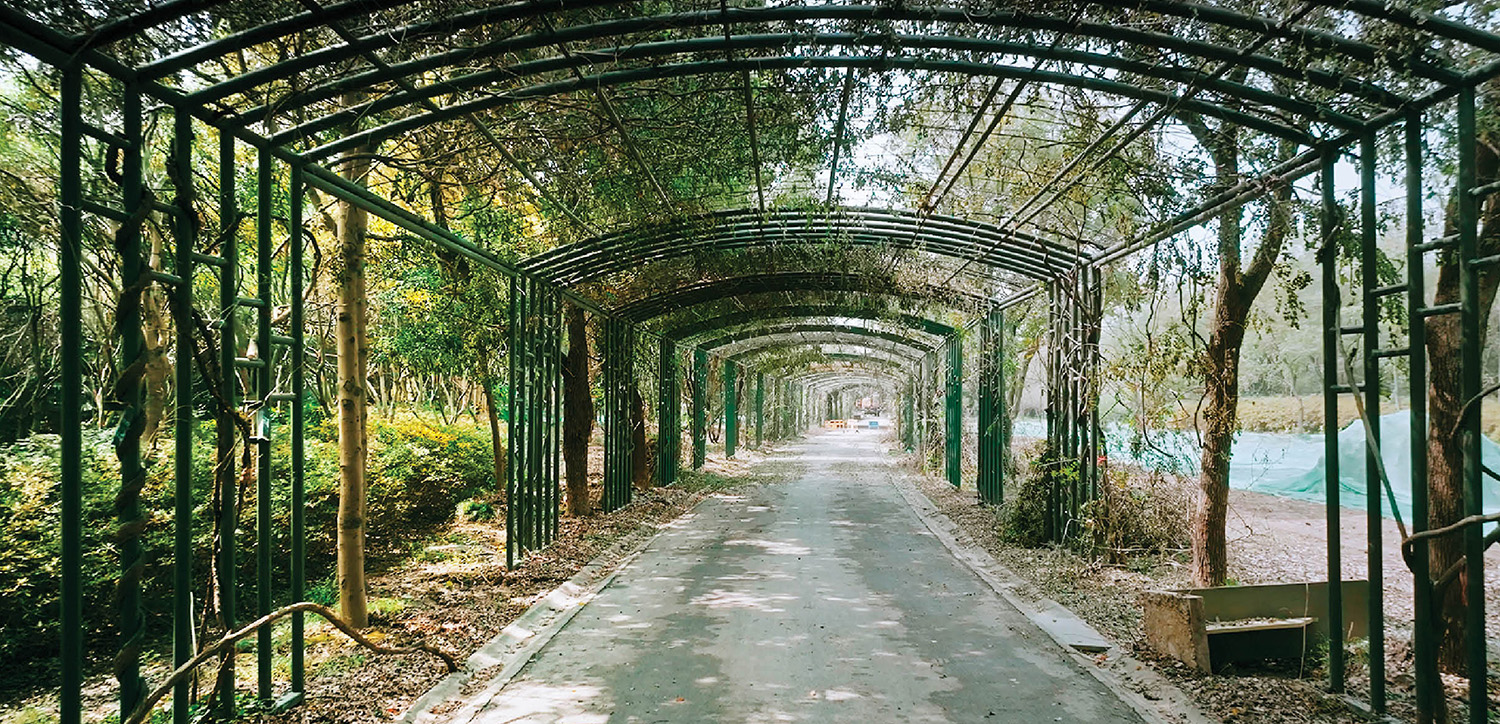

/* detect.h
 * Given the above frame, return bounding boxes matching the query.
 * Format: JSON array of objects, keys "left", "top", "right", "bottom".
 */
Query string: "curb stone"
[{"left": 884, "top": 454, "right": 1215, "bottom": 724}]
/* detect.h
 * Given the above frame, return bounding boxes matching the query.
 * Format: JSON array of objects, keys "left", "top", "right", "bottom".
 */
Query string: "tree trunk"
[
  {"left": 562, "top": 305, "right": 593, "bottom": 516},
  {"left": 483, "top": 372, "right": 505, "bottom": 497},
  {"left": 334, "top": 145, "right": 372, "bottom": 629},
  {"left": 630, "top": 385, "right": 649, "bottom": 490},
  {"left": 1427, "top": 106, "right": 1500, "bottom": 674},
  {"left": 1193, "top": 288, "right": 1250, "bottom": 587}
]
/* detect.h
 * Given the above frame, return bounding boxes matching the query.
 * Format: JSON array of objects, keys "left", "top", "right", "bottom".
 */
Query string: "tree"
[
  {"left": 1177, "top": 112, "right": 1296, "bottom": 587},
  {"left": 562, "top": 305, "right": 593, "bottom": 515},
  {"left": 1426, "top": 82, "right": 1500, "bottom": 677},
  {"left": 334, "top": 143, "right": 373, "bottom": 628}
]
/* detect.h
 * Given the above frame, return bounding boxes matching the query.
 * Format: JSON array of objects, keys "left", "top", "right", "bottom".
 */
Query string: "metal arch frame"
[
  {"left": 102, "top": 0, "right": 1473, "bottom": 101},
  {"left": 302, "top": 52, "right": 1315, "bottom": 160},
  {"left": 663, "top": 304, "right": 956, "bottom": 343},
  {"left": 708, "top": 334, "right": 931, "bottom": 366},
  {"left": 613, "top": 271, "right": 994, "bottom": 321},
  {"left": 269, "top": 32, "right": 1338, "bottom": 151},
  {"left": 701, "top": 323, "right": 937, "bottom": 353},
  {"left": 525, "top": 207, "right": 1086, "bottom": 286},
  {"left": 729, "top": 342, "right": 923, "bottom": 368}
]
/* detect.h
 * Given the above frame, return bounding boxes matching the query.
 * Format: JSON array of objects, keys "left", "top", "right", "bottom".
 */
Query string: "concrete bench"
[{"left": 1141, "top": 580, "right": 1369, "bottom": 672}]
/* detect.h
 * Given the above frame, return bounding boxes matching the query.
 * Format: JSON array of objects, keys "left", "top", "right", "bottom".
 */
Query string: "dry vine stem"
[{"left": 123, "top": 602, "right": 458, "bottom": 724}]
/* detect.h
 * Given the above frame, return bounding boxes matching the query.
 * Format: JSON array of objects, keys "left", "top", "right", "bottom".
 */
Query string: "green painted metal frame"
[
  {"left": 507, "top": 276, "right": 563, "bottom": 567},
  {"left": 656, "top": 338, "right": 682, "bottom": 486},
  {"left": 977, "top": 309, "right": 1006, "bottom": 505},
  {"left": 944, "top": 336, "right": 963, "bottom": 488},
  {"left": 725, "top": 360, "right": 739, "bottom": 458},
  {"left": 602, "top": 317, "right": 636, "bottom": 511},
  {"left": 18, "top": 4, "right": 1500, "bottom": 722},
  {"left": 613, "top": 272, "right": 993, "bottom": 321},
  {"left": 692, "top": 348, "right": 708, "bottom": 469}
]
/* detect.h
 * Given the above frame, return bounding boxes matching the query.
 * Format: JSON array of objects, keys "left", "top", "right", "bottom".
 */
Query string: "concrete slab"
[{"left": 451, "top": 435, "right": 1151, "bottom": 723}]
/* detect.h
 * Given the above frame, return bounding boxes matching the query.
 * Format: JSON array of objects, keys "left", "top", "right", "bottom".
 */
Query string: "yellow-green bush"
[{"left": 0, "top": 411, "right": 499, "bottom": 675}]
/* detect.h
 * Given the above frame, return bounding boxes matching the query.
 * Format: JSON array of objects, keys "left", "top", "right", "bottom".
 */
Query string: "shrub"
[
  {"left": 1000, "top": 441, "right": 1062, "bottom": 548},
  {"left": 1080, "top": 466, "right": 1192, "bottom": 564}
]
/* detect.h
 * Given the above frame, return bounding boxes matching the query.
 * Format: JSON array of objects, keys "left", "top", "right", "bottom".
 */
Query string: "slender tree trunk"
[
  {"left": 482, "top": 372, "right": 505, "bottom": 496},
  {"left": 1193, "top": 288, "right": 1249, "bottom": 586},
  {"left": 562, "top": 305, "right": 593, "bottom": 516},
  {"left": 334, "top": 145, "right": 373, "bottom": 628}
]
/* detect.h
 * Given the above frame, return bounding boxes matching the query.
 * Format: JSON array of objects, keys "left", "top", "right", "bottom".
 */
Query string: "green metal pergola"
[{"left": 6, "top": 0, "right": 1500, "bottom": 721}]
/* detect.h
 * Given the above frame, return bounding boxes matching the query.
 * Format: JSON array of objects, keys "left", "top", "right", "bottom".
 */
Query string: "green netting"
[{"left": 1018, "top": 411, "right": 1500, "bottom": 522}]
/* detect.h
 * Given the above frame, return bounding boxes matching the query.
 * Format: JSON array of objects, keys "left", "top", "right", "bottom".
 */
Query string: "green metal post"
[
  {"left": 657, "top": 338, "right": 678, "bottom": 485},
  {"left": 692, "top": 348, "right": 707, "bottom": 468},
  {"left": 904, "top": 379, "right": 915, "bottom": 452},
  {"left": 288, "top": 164, "right": 306, "bottom": 696},
  {"left": 58, "top": 64, "right": 83, "bottom": 724},
  {"left": 946, "top": 336, "right": 962, "bottom": 488},
  {"left": 1406, "top": 110, "right": 1436, "bottom": 716},
  {"left": 172, "top": 109, "right": 196, "bottom": 724},
  {"left": 1360, "top": 133, "right": 1385, "bottom": 713},
  {"left": 1321, "top": 147, "right": 1345, "bottom": 694},
  {"left": 725, "top": 360, "right": 738, "bottom": 458},
  {"left": 996, "top": 308, "right": 1007, "bottom": 503},
  {"left": 1458, "top": 85, "right": 1486, "bottom": 724},
  {"left": 506, "top": 277, "right": 519, "bottom": 569},
  {"left": 114, "top": 82, "right": 147, "bottom": 723},
  {"left": 755, "top": 373, "right": 764, "bottom": 448},
  {"left": 255, "top": 145, "right": 274, "bottom": 704},
  {"left": 215, "top": 124, "right": 239, "bottom": 720}
]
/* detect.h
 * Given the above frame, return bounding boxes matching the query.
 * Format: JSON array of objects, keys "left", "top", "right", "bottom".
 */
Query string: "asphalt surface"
[{"left": 466, "top": 432, "right": 1147, "bottom": 723}]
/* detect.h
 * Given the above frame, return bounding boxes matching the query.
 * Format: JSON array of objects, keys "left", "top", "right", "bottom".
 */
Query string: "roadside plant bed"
[
  {"left": 266, "top": 452, "right": 791, "bottom": 724},
  {"left": 900, "top": 454, "right": 1443, "bottom": 724}
]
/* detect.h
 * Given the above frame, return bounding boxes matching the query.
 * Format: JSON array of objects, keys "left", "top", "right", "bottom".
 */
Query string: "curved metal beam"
[
  {"left": 247, "top": 29, "right": 1357, "bottom": 145},
  {"left": 614, "top": 272, "right": 993, "bottom": 321},
  {"left": 701, "top": 323, "right": 936, "bottom": 354},
  {"left": 302, "top": 52, "right": 1314, "bottom": 159},
  {"left": 524, "top": 207, "right": 1085, "bottom": 286},
  {"left": 664, "top": 303, "right": 955, "bottom": 342}
]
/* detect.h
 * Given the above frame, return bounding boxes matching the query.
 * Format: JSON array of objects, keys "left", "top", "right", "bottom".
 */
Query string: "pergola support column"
[
  {"left": 692, "top": 348, "right": 707, "bottom": 468},
  {"left": 945, "top": 334, "right": 962, "bottom": 488},
  {"left": 725, "top": 360, "right": 738, "bottom": 458},
  {"left": 657, "top": 338, "right": 680, "bottom": 485}
]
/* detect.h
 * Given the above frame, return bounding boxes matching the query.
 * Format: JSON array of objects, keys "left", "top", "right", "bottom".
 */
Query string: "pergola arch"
[
  {"left": 9, "top": 1, "right": 1500, "bottom": 721},
  {"left": 612, "top": 272, "right": 992, "bottom": 322},
  {"left": 664, "top": 304, "right": 955, "bottom": 343}
]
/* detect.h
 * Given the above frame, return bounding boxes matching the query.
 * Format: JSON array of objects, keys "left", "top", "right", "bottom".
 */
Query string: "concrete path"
[{"left": 464, "top": 433, "right": 1147, "bottom": 723}]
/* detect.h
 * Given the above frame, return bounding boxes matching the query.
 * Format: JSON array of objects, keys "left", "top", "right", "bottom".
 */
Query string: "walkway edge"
[
  {"left": 396, "top": 495, "right": 721, "bottom": 724},
  {"left": 887, "top": 464, "right": 1215, "bottom": 724}
]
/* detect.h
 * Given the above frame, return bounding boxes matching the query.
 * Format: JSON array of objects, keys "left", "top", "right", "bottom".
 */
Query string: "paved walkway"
[{"left": 464, "top": 433, "right": 1147, "bottom": 723}]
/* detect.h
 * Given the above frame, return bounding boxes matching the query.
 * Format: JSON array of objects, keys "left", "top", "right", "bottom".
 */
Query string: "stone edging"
[{"left": 396, "top": 496, "right": 720, "bottom": 724}]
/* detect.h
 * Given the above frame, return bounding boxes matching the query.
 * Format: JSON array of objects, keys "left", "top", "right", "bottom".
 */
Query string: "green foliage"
[
  {"left": 1000, "top": 442, "right": 1066, "bottom": 548},
  {"left": 0, "top": 412, "right": 498, "bottom": 673},
  {"left": 1079, "top": 466, "right": 1192, "bottom": 564}
]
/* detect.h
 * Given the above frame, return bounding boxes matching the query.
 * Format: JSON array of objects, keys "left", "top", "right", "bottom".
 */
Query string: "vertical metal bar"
[
  {"left": 979, "top": 313, "right": 994, "bottom": 501},
  {"left": 172, "top": 108, "right": 197, "bottom": 724},
  {"left": 692, "top": 348, "right": 707, "bottom": 468},
  {"left": 506, "top": 277, "right": 518, "bottom": 569},
  {"left": 1457, "top": 84, "right": 1486, "bottom": 724},
  {"left": 1405, "top": 109, "right": 1436, "bottom": 717},
  {"left": 755, "top": 372, "right": 764, "bottom": 448},
  {"left": 114, "top": 81, "right": 147, "bottom": 724},
  {"left": 725, "top": 360, "right": 738, "bottom": 458},
  {"left": 1360, "top": 133, "right": 1385, "bottom": 713},
  {"left": 58, "top": 63, "right": 83, "bottom": 724},
  {"left": 215, "top": 123, "right": 239, "bottom": 721},
  {"left": 1321, "top": 146, "right": 1345, "bottom": 694},
  {"left": 946, "top": 335, "right": 962, "bottom": 487},
  {"left": 288, "top": 164, "right": 306, "bottom": 693},
  {"left": 903, "top": 379, "right": 915, "bottom": 452},
  {"left": 657, "top": 339, "right": 677, "bottom": 485},
  {"left": 255, "top": 145, "right": 274, "bottom": 703},
  {"left": 551, "top": 292, "right": 562, "bottom": 541},
  {"left": 997, "top": 308, "right": 1007, "bottom": 503},
  {"left": 528, "top": 281, "right": 541, "bottom": 548}
]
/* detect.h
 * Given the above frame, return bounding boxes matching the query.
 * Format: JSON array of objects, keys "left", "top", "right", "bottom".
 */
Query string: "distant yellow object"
[{"left": 826, "top": 419, "right": 846, "bottom": 428}]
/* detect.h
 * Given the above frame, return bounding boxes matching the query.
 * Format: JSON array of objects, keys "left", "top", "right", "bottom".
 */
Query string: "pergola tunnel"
[{"left": 3, "top": 1, "right": 1500, "bottom": 723}]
